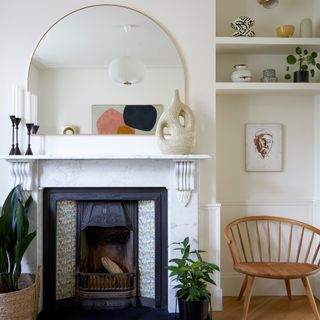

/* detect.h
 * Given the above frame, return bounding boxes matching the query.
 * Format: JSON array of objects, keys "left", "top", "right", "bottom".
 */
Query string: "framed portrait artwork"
[{"left": 246, "top": 124, "right": 283, "bottom": 172}]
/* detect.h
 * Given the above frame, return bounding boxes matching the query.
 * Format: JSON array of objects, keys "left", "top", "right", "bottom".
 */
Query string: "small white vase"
[
  {"left": 231, "top": 64, "right": 252, "bottom": 82},
  {"left": 156, "top": 90, "right": 195, "bottom": 155},
  {"left": 300, "top": 18, "right": 313, "bottom": 37}
]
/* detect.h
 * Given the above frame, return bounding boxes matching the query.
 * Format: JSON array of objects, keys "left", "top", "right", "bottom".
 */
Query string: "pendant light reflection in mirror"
[{"left": 108, "top": 25, "right": 146, "bottom": 85}]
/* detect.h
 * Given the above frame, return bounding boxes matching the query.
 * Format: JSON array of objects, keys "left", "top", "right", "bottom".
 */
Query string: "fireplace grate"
[{"left": 77, "top": 271, "right": 136, "bottom": 292}]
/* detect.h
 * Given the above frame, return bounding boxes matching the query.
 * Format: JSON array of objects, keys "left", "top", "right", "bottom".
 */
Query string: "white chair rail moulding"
[{"left": 1, "top": 154, "right": 210, "bottom": 207}]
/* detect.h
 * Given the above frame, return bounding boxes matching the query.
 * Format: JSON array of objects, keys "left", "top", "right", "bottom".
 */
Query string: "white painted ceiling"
[{"left": 32, "top": 6, "right": 182, "bottom": 68}]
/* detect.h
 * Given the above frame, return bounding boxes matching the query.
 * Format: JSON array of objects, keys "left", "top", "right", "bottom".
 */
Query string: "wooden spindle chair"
[{"left": 224, "top": 216, "right": 320, "bottom": 320}]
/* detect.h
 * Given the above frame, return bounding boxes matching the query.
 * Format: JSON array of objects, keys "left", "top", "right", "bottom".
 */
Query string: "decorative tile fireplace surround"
[{"left": 2, "top": 153, "right": 209, "bottom": 313}]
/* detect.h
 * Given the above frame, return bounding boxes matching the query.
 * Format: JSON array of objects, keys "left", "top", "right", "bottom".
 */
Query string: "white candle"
[
  {"left": 16, "top": 86, "right": 24, "bottom": 119},
  {"left": 25, "top": 91, "right": 32, "bottom": 123},
  {"left": 31, "top": 94, "right": 38, "bottom": 125},
  {"left": 11, "top": 86, "right": 17, "bottom": 116}
]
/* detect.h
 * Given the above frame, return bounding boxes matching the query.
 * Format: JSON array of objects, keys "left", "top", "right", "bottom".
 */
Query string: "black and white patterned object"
[{"left": 231, "top": 16, "right": 255, "bottom": 37}]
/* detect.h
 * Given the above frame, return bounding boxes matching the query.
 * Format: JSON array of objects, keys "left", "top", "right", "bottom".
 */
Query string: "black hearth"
[{"left": 43, "top": 188, "right": 168, "bottom": 312}]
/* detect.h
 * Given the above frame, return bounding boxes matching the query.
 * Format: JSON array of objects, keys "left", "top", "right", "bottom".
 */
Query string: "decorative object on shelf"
[
  {"left": 92, "top": 104, "right": 163, "bottom": 135},
  {"left": 257, "top": 0, "right": 279, "bottom": 9},
  {"left": 13, "top": 117, "right": 22, "bottom": 155},
  {"left": 10, "top": 86, "right": 24, "bottom": 155},
  {"left": 108, "top": 25, "right": 146, "bottom": 85},
  {"left": 300, "top": 18, "right": 313, "bottom": 38},
  {"left": 231, "top": 16, "right": 255, "bottom": 37},
  {"left": 168, "top": 237, "right": 220, "bottom": 320},
  {"left": 25, "top": 123, "right": 34, "bottom": 155},
  {"left": 231, "top": 64, "right": 253, "bottom": 82},
  {"left": 261, "top": 69, "right": 278, "bottom": 82},
  {"left": 9, "top": 115, "right": 15, "bottom": 155},
  {"left": 61, "top": 126, "right": 78, "bottom": 135},
  {"left": 285, "top": 47, "right": 320, "bottom": 82},
  {"left": 32, "top": 125, "right": 40, "bottom": 135},
  {"left": 276, "top": 25, "right": 295, "bottom": 37},
  {"left": 156, "top": 89, "right": 195, "bottom": 155},
  {"left": 0, "top": 185, "right": 39, "bottom": 320},
  {"left": 246, "top": 123, "right": 282, "bottom": 172}
]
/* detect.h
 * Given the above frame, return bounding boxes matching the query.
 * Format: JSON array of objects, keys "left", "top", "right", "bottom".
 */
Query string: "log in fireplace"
[{"left": 43, "top": 188, "right": 168, "bottom": 311}]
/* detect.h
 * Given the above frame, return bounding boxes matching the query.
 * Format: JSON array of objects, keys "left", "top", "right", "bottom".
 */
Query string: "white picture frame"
[{"left": 246, "top": 124, "right": 282, "bottom": 172}]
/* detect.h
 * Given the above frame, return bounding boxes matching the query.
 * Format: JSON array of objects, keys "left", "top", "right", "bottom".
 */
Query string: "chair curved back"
[{"left": 224, "top": 216, "right": 320, "bottom": 266}]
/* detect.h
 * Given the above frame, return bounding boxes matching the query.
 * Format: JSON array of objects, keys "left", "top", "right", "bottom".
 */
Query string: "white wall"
[{"left": 31, "top": 66, "right": 183, "bottom": 134}]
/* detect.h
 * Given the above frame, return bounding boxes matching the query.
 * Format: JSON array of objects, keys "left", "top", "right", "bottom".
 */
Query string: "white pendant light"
[
  {"left": 257, "top": 0, "right": 279, "bottom": 9},
  {"left": 109, "top": 56, "right": 145, "bottom": 85},
  {"left": 108, "top": 25, "right": 146, "bottom": 85}
]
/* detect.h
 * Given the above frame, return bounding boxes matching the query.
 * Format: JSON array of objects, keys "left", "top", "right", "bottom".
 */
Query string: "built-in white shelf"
[
  {"left": 0, "top": 154, "right": 211, "bottom": 161},
  {"left": 216, "top": 82, "right": 320, "bottom": 96},
  {"left": 216, "top": 37, "right": 320, "bottom": 55}
]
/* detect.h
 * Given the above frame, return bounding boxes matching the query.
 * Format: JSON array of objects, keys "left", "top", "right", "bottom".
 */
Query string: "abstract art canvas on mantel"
[
  {"left": 246, "top": 124, "right": 282, "bottom": 172},
  {"left": 91, "top": 104, "right": 163, "bottom": 135}
]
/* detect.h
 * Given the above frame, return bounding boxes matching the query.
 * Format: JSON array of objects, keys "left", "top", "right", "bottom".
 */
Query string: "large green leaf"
[{"left": 13, "top": 230, "right": 36, "bottom": 281}]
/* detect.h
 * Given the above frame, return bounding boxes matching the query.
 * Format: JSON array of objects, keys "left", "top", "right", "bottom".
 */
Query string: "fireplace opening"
[
  {"left": 43, "top": 188, "right": 168, "bottom": 312},
  {"left": 77, "top": 201, "right": 138, "bottom": 308}
]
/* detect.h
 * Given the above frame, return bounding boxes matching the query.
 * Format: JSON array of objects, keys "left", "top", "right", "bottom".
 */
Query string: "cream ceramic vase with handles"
[{"left": 156, "top": 89, "right": 195, "bottom": 154}]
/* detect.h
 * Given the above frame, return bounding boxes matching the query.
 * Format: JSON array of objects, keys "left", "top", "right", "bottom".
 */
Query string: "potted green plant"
[
  {"left": 168, "top": 237, "right": 220, "bottom": 320},
  {"left": 0, "top": 185, "right": 39, "bottom": 320},
  {"left": 285, "top": 46, "right": 320, "bottom": 82}
]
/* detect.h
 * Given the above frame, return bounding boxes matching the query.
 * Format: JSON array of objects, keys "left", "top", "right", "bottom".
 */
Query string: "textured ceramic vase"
[
  {"left": 156, "top": 90, "right": 195, "bottom": 155},
  {"left": 231, "top": 64, "right": 252, "bottom": 82}
]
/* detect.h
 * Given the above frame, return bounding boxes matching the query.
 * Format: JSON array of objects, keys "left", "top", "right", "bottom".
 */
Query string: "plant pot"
[
  {"left": 294, "top": 71, "right": 309, "bottom": 82},
  {"left": 0, "top": 269, "right": 40, "bottom": 320},
  {"left": 178, "top": 297, "right": 209, "bottom": 320}
]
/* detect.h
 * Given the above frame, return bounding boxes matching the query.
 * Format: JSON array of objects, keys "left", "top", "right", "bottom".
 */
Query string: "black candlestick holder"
[
  {"left": 32, "top": 125, "right": 40, "bottom": 135},
  {"left": 13, "top": 117, "right": 21, "bottom": 155},
  {"left": 9, "top": 115, "right": 15, "bottom": 155},
  {"left": 25, "top": 123, "right": 34, "bottom": 155}
]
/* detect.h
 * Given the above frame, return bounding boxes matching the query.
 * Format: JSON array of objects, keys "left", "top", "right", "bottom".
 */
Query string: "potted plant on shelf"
[
  {"left": 168, "top": 237, "right": 220, "bottom": 320},
  {"left": 285, "top": 46, "right": 320, "bottom": 82},
  {"left": 0, "top": 185, "right": 39, "bottom": 320}
]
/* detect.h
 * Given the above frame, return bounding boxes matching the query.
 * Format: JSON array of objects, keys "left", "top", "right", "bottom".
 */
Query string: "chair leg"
[
  {"left": 238, "top": 275, "right": 248, "bottom": 301},
  {"left": 301, "top": 276, "right": 320, "bottom": 320},
  {"left": 242, "top": 276, "right": 255, "bottom": 320},
  {"left": 284, "top": 279, "right": 292, "bottom": 300}
]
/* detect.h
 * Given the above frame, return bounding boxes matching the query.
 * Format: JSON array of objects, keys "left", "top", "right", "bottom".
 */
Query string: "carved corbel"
[{"left": 175, "top": 160, "right": 195, "bottom": 206}]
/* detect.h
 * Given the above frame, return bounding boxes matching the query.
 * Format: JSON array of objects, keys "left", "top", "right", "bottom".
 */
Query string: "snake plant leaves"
[{"left": 0, "top": 185, "right": 36, "bottom": 293}]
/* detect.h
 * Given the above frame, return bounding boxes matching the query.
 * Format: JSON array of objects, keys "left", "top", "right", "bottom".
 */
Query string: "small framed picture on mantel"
[{"left": 246, "top": 123, "right": 283, "bottom": 172}]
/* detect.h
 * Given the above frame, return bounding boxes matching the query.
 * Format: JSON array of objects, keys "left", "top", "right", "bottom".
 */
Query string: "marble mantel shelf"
[
  {"left": 1, "top": 154, "right": 210, "bottom": 206},
  {"left": 0, "top": 154, "right": 210, "bottom": 161}
]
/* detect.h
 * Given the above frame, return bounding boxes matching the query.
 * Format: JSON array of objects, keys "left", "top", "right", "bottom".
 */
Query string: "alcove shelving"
[{"left": 215, "top": 37, "right": 320, "bottom": 95}]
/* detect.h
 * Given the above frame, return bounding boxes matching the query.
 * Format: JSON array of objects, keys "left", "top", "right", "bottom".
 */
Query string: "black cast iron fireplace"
[{"left": 43, "top": 188, "right": 168, "bottom": 312}]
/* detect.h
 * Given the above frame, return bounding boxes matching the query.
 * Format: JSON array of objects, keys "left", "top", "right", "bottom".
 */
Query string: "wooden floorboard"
[{"left": 212, "top": 296, "right": 320, "bottom": 320}]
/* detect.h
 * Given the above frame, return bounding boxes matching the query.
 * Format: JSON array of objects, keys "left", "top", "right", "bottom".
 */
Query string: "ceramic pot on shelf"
[
  {"left": 156, "top": 89, "right": 195, "bottom": 155},
  {"left": 231, "top": 64, "right": 252, "bottom": 82}
]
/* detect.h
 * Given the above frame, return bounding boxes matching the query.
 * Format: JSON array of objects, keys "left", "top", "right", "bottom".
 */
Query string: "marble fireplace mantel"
[
  {"left": 1, "top": 154, "right": 210, "bottom": 207},
  {"left": 1, "top": 153, "right": 211, "bottom": 312}
]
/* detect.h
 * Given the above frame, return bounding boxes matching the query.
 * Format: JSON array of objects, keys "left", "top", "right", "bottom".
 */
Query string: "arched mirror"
[{"left": 28, "top": 5, "right": 185, "bottom": 135}]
